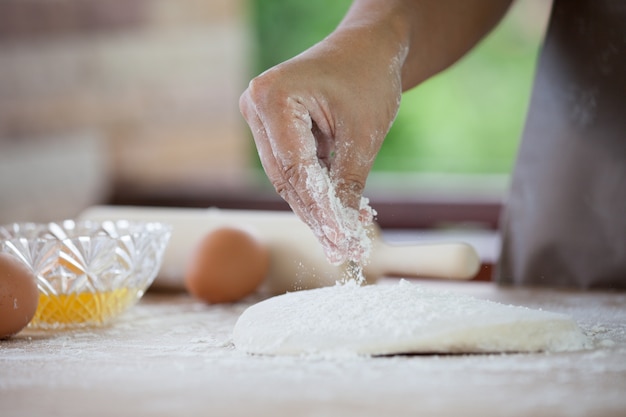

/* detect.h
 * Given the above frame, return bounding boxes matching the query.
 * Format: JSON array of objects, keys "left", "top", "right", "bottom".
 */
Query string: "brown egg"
[
  {"left": 0, "top": 253, "right": 39, "bottom": 339},
  {"left": 184, "top": 226, "right": 270, "bottom": 303}
]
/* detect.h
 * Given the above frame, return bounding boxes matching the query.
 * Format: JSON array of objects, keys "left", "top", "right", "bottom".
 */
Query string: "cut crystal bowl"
[{"left": 0, "top": 219, "right": 171, "bottom": 329}]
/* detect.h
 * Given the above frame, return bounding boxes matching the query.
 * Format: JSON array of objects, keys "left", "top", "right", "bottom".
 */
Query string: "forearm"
[{"left": 336, "top": 0, "right": 514, "bottom": 91}]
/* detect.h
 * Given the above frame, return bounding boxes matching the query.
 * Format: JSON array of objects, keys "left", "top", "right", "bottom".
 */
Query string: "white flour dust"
[{"left": 304, "top": 163, "right": 375, "bottom": 285}]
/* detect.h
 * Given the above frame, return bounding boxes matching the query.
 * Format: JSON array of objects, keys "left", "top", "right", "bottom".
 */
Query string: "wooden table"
[{"left": 1, "top": 279, "right": 625, "bottom": 417}]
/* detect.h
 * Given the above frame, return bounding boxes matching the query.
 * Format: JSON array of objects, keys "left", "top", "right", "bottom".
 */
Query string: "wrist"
[{"left": 331, "top": 1, "right": 413, "bottom": 89}]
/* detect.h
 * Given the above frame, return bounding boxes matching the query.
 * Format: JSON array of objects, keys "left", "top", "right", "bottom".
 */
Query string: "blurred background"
[{"left": 0, "top": 0, "right": 552, "bottom": 230}]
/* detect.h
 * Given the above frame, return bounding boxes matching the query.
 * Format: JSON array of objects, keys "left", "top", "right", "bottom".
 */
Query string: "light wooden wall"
[{"left": 0, "top": 0, "right": 253, "bottom": 222}]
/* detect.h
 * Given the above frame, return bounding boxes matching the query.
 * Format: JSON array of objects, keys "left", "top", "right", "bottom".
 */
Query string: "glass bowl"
[{"left": 0, "top": 219, "right": 171, "bottom": 329}]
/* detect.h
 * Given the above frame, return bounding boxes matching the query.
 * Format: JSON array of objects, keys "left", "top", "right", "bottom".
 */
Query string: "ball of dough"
[
  {"left": 0, "top": 253, "right": 39, "bottom": 339},
  {"left": 184, "top": 227, "right": 270, "bottom": 303}
]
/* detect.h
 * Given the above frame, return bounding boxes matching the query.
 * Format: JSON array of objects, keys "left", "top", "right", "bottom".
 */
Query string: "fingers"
[
  {"left": 239, "top": 89, "right": 314, "bottom": 223},
  {"left": 240, "top": 86, "right": 347, "bottom": 262}
]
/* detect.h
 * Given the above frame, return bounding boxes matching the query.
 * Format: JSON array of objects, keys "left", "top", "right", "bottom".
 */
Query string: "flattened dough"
[{"left": 233, "top": 280, "right": 590, "bottom": 356}]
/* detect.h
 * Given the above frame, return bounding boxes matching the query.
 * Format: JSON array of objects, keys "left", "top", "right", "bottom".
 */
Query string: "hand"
[{"left": 239, "top": 27, "right": 405, "bottom": 265}]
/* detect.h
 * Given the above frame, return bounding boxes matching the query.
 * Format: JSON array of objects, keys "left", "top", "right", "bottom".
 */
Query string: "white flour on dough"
[{"left": 233, "top": 280, "right": 591, "bottom": 356}]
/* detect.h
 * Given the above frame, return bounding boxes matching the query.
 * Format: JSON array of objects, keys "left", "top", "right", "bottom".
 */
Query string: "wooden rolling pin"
[{"left": 79, "top": 206, "right": 481, "bottom": 294}]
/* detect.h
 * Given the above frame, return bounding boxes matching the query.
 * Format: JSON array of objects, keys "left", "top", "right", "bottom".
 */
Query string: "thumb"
[
  {"left": 330, "top": 128, "right": 380, "bottom": 213},
  {"left": 328, "top": 133, "right": 380, "bottom": 265}
]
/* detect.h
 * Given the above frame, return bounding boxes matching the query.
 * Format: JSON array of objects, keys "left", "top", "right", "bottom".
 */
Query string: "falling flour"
[{"left": 232, "top": 279, "right": 592, "bottom": 356}]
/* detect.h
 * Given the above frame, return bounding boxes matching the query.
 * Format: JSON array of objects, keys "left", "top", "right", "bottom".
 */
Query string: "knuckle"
[
  {"left": 238, "top": 90, "right": 253, "bottom": 118},
  {"left": 339, "top": 175, "right": 366, "bottom": 195},
  {"left": 275, "top": 162, "right": 321, "bottom": 210},
  {"left": 282, "top": 161, "right": 301, "bottom": 183},
  {"left": 273, "top": 177, "right": 293, "bottom": 202},
  {"left": 247, "top": 71, "right": 283, "bottom": 107},
  {"left": 334, "top": 175, "right": 366, "bottom": 207},
  {"left": 246, "top": 76, "right": 267, "bottom": 103},
  {"left": 272, "top": 162, "right": 304, "bottom": 199},
  {"left": 303, "top": 200, "right": 321, "bottom": 217}
]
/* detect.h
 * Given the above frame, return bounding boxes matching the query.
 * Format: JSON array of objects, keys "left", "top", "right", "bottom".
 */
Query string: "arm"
[
  {"left": 338, "top": 0, "right": 513, "bottom": 90},
  {"left": 239, "top": 0, "right": 513, "bottom": 266}
]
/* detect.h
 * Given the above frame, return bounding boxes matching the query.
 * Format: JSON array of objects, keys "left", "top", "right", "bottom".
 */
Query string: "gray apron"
[{"left": 495, "top": 0, "right": 626, "bottom": 289}]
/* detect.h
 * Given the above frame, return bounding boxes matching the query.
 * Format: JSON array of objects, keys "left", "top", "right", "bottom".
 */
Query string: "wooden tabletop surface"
[{"left": 2, "top": 278, "right": 625, "bottom": 417}]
